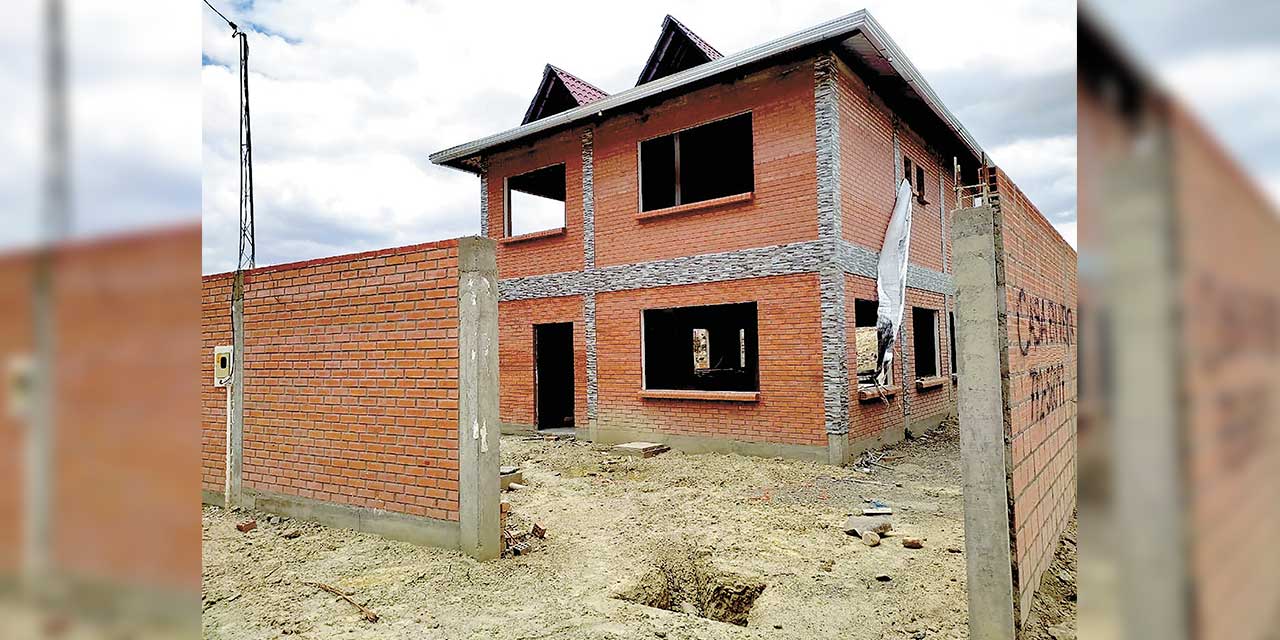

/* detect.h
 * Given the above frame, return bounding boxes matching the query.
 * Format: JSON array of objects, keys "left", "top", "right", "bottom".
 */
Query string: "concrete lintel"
[
  {"left": 244, "top": 488, "right": 460, "bottom": 549},
  {"left": 951, "top": 204, "right": 1016, "bottom": 640},
  {"left": 457, "top": 236, "right": 501, "bottom": 561}
]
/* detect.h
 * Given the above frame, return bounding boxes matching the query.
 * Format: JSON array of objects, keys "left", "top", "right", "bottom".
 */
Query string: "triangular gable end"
[
  {"left": 521, "top": 65, "right": 609, "bottom": 125},
  {"left": 635, "top": 15, "right": 723, "bottom": 86}
]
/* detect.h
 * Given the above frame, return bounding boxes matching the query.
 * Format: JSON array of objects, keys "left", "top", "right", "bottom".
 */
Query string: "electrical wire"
[{"left": 202, "top": 0, "right": 238, "bottom": 32}]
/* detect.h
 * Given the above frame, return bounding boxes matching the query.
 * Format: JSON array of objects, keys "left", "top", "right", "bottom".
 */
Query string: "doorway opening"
[{"left": 534, "top": 322, "right": 575, "bottom": 431}]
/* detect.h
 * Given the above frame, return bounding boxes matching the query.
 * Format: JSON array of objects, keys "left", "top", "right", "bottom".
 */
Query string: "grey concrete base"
[
  {"left": 202, "top": 488, "right": 225, "bottom": 507},
  {"left": 500, "top": 422, "right": 536, "bottom": 435},
  {"left": 849, "top": 424, "right": 906, "bottom": 458},
  {"left": 591, "top": 425, "right": 829, "bottom": 462},
  {"left": 907, "top": 410, "right": 952, "bottom": 438},
  {"left": 240, "top": 487, "right": 461, "bottom": 550},
  {"left": 827, "top": 433, "right": 851, "bottom": 465}
]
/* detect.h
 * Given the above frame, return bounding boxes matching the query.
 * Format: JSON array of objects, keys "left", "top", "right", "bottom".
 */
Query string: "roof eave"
[{"left": 430, "top": 10, "right": 984, "bottom": 170}]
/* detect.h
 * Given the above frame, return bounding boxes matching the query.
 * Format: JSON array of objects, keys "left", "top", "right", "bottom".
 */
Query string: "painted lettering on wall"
[
  {"left": 1028, "top": 363, "right": 1068, "bottom": 422},
  {"left": 1013, "top": 286, "right": 1075, "bottom": 356}
]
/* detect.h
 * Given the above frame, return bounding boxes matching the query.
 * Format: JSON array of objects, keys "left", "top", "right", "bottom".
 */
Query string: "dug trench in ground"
[{"left": 202, "top": 422, "right": 971, "bottom": 639}]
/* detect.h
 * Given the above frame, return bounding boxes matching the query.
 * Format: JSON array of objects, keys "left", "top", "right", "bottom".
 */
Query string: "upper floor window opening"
[
  {"left": 505, "top": 163, "right": 566, "bottom": 237},
  {"left": 640, "top": 112, "right": 753, "bottom": 212}
]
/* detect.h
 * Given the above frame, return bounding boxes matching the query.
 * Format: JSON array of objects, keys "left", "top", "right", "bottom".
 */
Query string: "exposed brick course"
[{"left": 200, "top": 239, "right": 465, "bottom": 521}]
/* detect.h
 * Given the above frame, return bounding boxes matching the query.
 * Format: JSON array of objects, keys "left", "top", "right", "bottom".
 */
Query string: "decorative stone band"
[
  {"left": 498, "top": 239, "right": 953, "bottom": 302},
  {"left": 814, "top": 54, "right": 842, "bottom": 241},
  {"left": 819, "top": 267, "right": 850, "bottom": 434},
  {"left": 584, "top": 292, "right": 598, "bottom": 421},
  {"left": 581, "top": 129, "right": 596, "bottom": 268}
]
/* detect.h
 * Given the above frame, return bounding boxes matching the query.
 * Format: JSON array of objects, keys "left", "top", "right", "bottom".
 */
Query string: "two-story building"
[{"left": 431, "top": 11, "right": 1019, "bottom": 465}]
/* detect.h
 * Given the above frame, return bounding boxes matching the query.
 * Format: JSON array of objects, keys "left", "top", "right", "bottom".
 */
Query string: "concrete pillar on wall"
[
  {"left": 951, "top": 204, "right": 1016, "bottom": 640},
  {"left": 228, "top": 271, "right": 245, "bottom": 507},
  {"left": 457, "top": 236, "right": 501, "bottom": 560}
]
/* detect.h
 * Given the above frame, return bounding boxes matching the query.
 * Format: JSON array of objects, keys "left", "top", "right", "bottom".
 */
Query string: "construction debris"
[
  {"left": 862, "top": 506, "right": 893, "bottom": 516},
  {"left": 282, "top": 529, "right": 302, "bottom": 539},
  {"left": 507, "top": 482, "right": 527, "bottom": 491},
  {"left": 500, "top": 466, "right": 524, "bottom": 490},
  {"left": 236, "top": 519, "right": 257, "bottom": 533},
  {"left": 861, "top": 532, "right": 881, "bottom": 547},
  {"left": 843, "top": 516, "right": 893, "bottom": 538},
  {"left": 902, "top": 537, "right": 924, "bottom": 549},
  {"left": 612, "top": 442, "right": 670, "bottom": 458},
  {"left": 303, "top": 581, "right": 379, "bottom": 622}
]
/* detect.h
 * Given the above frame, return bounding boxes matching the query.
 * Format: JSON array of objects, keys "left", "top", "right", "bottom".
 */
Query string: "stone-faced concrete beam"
[{"left": 951, "top": 204, "right": 1016, "bottom": 640}]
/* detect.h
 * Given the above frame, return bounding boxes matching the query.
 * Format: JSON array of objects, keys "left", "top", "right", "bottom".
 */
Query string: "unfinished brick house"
[{"left": 431, "top": 11, "right": 1049, "bottom": 465}]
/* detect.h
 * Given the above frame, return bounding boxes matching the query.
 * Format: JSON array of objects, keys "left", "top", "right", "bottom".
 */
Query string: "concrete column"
[
  {"left": 228, "top": 271, "right": 245, "bottom": 506},
  {"left": 1104, "top": 139, "right": 1189, "bottom": 640},
  {"left": 457, "top": 236, "right": 500, "bottom": 560},
  {"left": 951, "top": 204, "right": 1016, "bottom": 640}
]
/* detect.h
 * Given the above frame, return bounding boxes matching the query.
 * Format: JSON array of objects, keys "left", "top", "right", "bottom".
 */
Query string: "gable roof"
[
  {"left": 636, "top": 15, "right": 723, "bottom": 85},
  {"left": 522, "top": 64, "right": 609, "bottom": 125},
  {"left": 432, "top": 10, "right": 985, "bottom": 172}
]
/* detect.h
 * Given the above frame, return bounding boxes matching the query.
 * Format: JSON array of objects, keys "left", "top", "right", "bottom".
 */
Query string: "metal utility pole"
[{"left": 204, "top": 0, "right": 253, "bottom": 506}]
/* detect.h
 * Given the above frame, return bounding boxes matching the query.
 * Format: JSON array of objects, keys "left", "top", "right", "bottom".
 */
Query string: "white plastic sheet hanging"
[{"left": 874, "top": 179, "right": 914, "bottom": 386}]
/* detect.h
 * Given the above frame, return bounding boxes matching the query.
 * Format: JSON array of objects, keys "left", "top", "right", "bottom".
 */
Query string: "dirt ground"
[
  {"left": 202, "top": 422, "right": 1041, "bottom": 639},
  {"left": 1022, "top": 516, "right": 1078, "bottom": 640}
]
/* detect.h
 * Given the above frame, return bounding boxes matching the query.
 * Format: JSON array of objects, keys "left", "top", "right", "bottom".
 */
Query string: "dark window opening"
[
  {"left": 535, "top": 323, "right": 575, "bottom": 430},
  {"left": 640, "top": 112, "right": 753, "bottom": 212},
  {"left": 903, "top": 156, "right": 928, "bottom": 204},
  {"left": 643, "top": 302, "right": 758, "bottom": 392},
  {"left": 949, "top": 312, "right": 957, "bottom": 375},
  {"left": 506, "top": 163, "right": 566, "bottom": 236},
  {"left": 912, "top": 308, "right": 940, "bottom": 379},
  {"left": 855, "top": 299, "right": 886, "bottom": 386}
]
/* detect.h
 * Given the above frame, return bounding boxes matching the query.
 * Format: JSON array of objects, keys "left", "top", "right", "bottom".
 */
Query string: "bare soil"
[
  {"left": 203, "top": 423, "right": 975, "bottom": 639},
  {"left": 1021, "top": 515, "right": 1078, "bottom": 640}
]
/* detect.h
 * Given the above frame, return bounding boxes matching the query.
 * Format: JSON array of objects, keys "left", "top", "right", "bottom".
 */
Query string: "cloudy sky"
[
  {"left": 1086, "top": 0, "right": 1280, "bottom": 205},
  {"left": 0, "top": 1, "right": 200, "bottom": 250},
  {"left": 198, "top": 0, "right": 1077, "bottom": 273},
  {"left": 1, "top": 2, "right": 1274, "bottom": 268}
]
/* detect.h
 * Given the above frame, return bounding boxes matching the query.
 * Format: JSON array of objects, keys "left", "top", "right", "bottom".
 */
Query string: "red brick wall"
[
  {"left": 846, "top": 276, "right": 954, "bottom": 446},
  {"left": 0, "top": 252, "right": 32, "bottom": 575},
  {"left": 593, "top": 59, "right": 819, "bottom": 267},
  {"left": 486, "top": 129, "right": 585, "bottom": 279},
  {"left": 497, "top": 295, "right": 587, "bottom": 429},
  {"left": 1170, "top": 104, "right": 1280, "bottom": 640},
  {"left": 595, "top": 275, "right": 826, "bottom": 446},
  {"left": 200, "top": 239, "right": 464, "bottom": 521},
  {"left": 0, "top": 227, "right": 202, "bottom": 592},
  {"left": 995, "top": 169, "right": 1078, "bottom": 623},
  {"left": 201, "top": 273, "right": 232, "bottom": 494},
  {"left": 846, "top": 274, "right": 903, "bottom": 443},
  {"left": 836, "top": 60, "right": 951, "bottom": 273},
  {"left": 903, "top": 289, "right": 952, "bottom": 420}
]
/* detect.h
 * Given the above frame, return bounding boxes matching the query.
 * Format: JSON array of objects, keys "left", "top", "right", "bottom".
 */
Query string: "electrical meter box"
[
  {"left": 213, "top": 346, "right": 233, "bottom": 387},
  {"left": 6, "top": 354, "right": 33, "bottom": 421}
]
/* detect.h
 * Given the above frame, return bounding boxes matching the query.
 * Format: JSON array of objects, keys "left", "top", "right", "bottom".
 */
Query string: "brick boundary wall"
[
  {"left": 992, "top": 169, "right": 1078, "bottom": 627},
  {"left": 0, "top": 225, "right": 203, "bottom": 606},
  {"left": 200, "top": 236, "right": 500, "bottom": 559},
  {"left": 952, "top": 171, "right": 1078, "bottom": 638}
]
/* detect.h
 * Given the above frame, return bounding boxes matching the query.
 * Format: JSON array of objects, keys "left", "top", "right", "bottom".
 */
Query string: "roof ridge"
[
  {"left": 636, "top": 14, "right": 723, "bottom": 85},
  {"left": 547, "top": 64, "right": 610, "bottom": 102}
]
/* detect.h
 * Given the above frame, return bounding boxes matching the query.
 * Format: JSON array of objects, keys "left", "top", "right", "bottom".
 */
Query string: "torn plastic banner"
[{"left": 875, "top": 179, "right": 914, "bottom": 386}]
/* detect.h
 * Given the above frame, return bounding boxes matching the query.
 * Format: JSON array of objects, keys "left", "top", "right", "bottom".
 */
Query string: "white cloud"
[{"left": 200, "top": 0, "right": 1076, "bottom": 272}]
